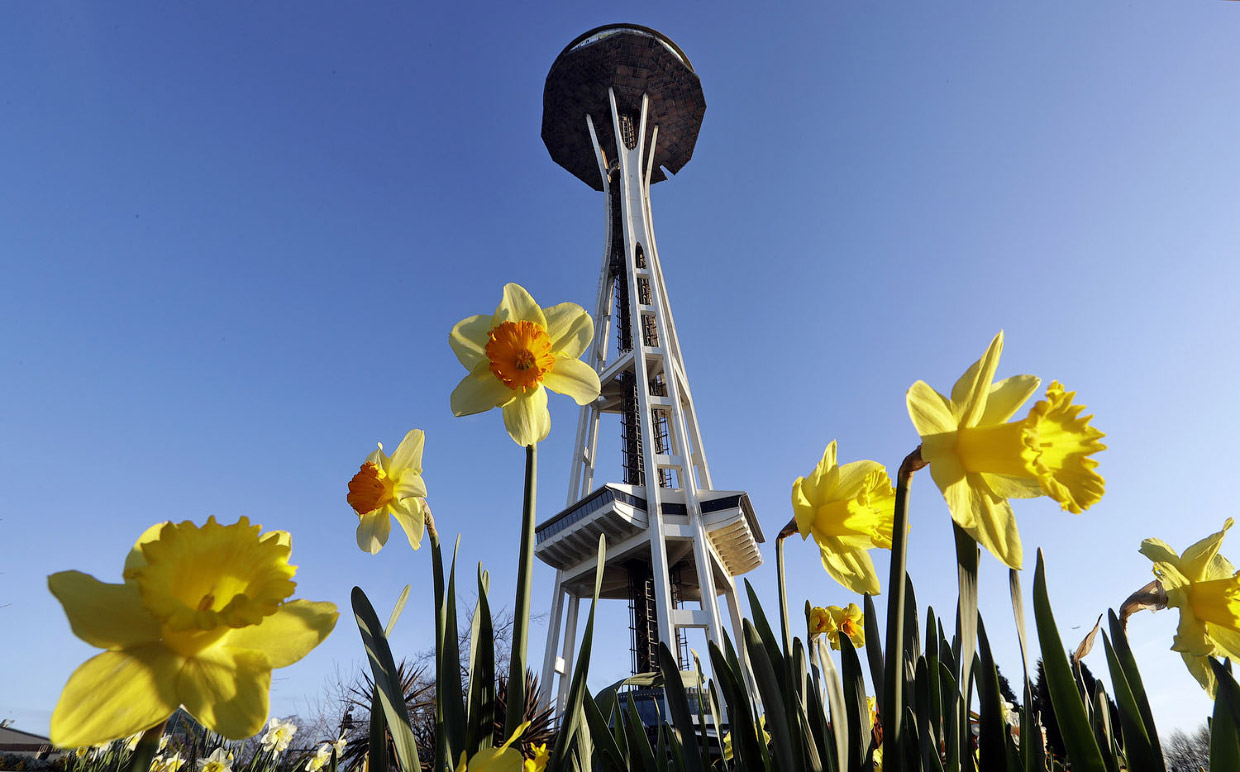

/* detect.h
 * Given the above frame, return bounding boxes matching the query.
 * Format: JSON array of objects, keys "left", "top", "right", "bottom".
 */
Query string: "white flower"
[
  {"left": 305, "top": 744, "right": 332, "bottom": 772},
  {"left": 126, "top": 733, "right": 143, "bottom": 752},
  {"left": 197, "top": 748, "right": 232, "bottom": 772},
  {"left": 261, "top": 718, "right": 298, "bottom": 754},
  {"left": 331, "top": 734, "right": 347, "bottom": 758}
]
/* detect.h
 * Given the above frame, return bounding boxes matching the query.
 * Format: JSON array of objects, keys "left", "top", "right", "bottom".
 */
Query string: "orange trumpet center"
[
  {"left": 485, "top": 320, "right": 555, "bottom": 391},
  {"left": 347, "top": 461, "right": 393, "bottom": 516}
]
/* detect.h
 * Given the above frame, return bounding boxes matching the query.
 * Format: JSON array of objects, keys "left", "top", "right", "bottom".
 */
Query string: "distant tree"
[{"left": 1164, "top": 722, "right": 1210, "bottom": 772}]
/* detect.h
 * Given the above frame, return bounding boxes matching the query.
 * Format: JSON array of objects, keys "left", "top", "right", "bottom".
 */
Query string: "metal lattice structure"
[{"left": 534, "top": 25, "right": 765, "bottom": 716}]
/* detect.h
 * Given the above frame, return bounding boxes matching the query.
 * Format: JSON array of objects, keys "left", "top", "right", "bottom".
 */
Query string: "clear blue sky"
[{"left": 4, "top": 1, "right": 1239, "bottom": 741}]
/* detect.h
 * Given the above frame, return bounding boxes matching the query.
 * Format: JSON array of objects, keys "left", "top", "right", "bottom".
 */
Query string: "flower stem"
[
  {"left": 776, "top": 517, "right": 798, "bottom": 656},
  {"left": 505, "top": 443, "right": 538, "bottom": 736},
  {"left": 426, "top": 503, "right": 448, "bottom": 772},
  {"left": 882, "top": 446, "right": 925, "bottom": 772}
]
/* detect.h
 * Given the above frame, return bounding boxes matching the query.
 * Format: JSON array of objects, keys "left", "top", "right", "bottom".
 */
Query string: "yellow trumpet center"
[
  {"left": 485, "top": 320, "right": 555, "bottom": 391},
  {"left": 126, "top": 517, "right": 296, "bottom": 646},
  {"left": 1188, "top": 575, "right": 1240, "bottom": 633},
  {"left": 951, "top": 382, "right": 1105, "bottom": 513},
  {"left": 840, "top": 617, "right": 858, "bottom": 639},
  {"left": 347, "top": 461, "right": 394, "bottom": 516}
]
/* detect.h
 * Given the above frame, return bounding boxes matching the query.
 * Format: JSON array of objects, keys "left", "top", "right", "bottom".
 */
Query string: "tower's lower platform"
[{"left": 534, "top": 483, "right": 764, "bottom": 598}]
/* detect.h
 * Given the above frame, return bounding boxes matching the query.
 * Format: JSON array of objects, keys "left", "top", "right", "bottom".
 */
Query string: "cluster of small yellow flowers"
[{"left": 809, "top": 603, "right": 865, "bottom": 650}]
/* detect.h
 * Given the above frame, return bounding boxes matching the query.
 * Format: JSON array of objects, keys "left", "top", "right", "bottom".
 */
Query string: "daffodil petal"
[
  {"left": 979, "top": 472, "right": 1042, "bottom": 499},
  {"left": 493, "top": 283, "right": 546, "bottom": 328},
  {"left": 1140, "top": 539, "right": 1190, "bottom": 591},
  {"left": 225, "top": 600, "right": 339, "bottom": 669},
  {"left": 544, "top": 302, "right": 593, "bottom": 359},
  {"left": 177, "top": 647, "right": 271, "bottom": 740},
  {"left": 961, "top": 475, "right": 1022, "bottom": 569},
  {"left": 1181, "top": 519, "right": 1234, "bottom": 582},
  {"left": 387, "top": 429, "right": 424, "bottom": 477},
  {"left": 1171, "top": 607, "right": 1215, "bottom": 657},
  {"left": 791, "top": 478, "right": 814, "bottom": 539},
  {"left": 835, "top": 460, "right": 886, "bottom": 498},
  {"left": 451, "top": 365, "right": 514, "bottom": 417},
  {"left": 979, "top": 374, "right": 1041, "bottom": 425},
  {"left": 450, "top": 314, "right": 495, "bottom": 370},
  {"left": 356, "top": 512, "right": 391, "bottom": 554},
  {"left": 394, "top": 474, "right": 428, "bottom": 499},
  {"left": 1205, "top": 553, "right": 1238, "bottom": 582},
  {"left": 48, "top": 572, "right": 161, "bottom": 650},
  {"left": 906, "top": 381, "right": 955, "bottom": 436},
  {"left": 502, "top": 387, "right": 551, "bottom": 446},
  {"left": 1210, "top": 627, "right": 1240, "bottom": 660},
  {"left": 390, "top": 497, "right": 426, "bottom": 551},
  {"left": 123, "top": 522, "right": 171, "bottom": 576},
  {"left": 51, "top": 646, "right": 180, "bottom": 748},
  {"left": 818, "top": 539, "right": 881, "bottom": 596},
  {"left": 462, "top": 747, "right": 525, "bottom": 772},
  {"left": 952, "top": 332, "right": 1004, "bottom": 428},
  {"left": 542, "top": 357, "right": 601, "bottom": 405},
  {"left": 928, "top": 454, "right": 971, "bottom": 525}
]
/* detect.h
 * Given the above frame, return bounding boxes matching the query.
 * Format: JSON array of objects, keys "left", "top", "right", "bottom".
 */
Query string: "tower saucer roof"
[{"left": 541, "top": 24, "right": 706, "bottom": 191}]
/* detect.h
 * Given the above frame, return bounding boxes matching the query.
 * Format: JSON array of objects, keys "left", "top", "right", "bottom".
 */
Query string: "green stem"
[
  {"left": 775, "top": 518, "right": 798, "bottom": 656},
  {"left": 505, "top": 443, "right": 537, "bottom": 736},
  {"left": 426, "top": 506, "right": 447, "bottom": 772},
  {"left": 882, "top": 446, "right": 924, "bottom": 772}
]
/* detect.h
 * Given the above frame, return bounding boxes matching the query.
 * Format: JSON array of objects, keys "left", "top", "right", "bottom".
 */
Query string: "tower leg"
[
  {"left": 538, "top": 573, "right": 567, "bottom": 711},
  {"left": 554, "top": 594, "right": 582, "bottom": 711}
]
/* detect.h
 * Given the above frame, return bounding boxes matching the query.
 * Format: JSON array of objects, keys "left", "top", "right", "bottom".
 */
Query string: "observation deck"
[
  {"left": 534, "top": 483, "right": 764, "bottom": 599},
  {"left": 541, "top": 24, "right": 707, "bottom": 191}
]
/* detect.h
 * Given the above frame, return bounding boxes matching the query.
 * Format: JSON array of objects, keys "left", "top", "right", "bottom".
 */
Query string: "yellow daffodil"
[
  {"left": 197, "top": 749, "right": 232, "bottom": 772},
  {"left": 792, "top": 441, "right": 896, "bottom": 595},
  {"left": 907, "top": 332, "right": 1105, "bottom": 569},
  {"left": 347, "top": 429, "right": 428, "bottom": 554},
  {"left": 1141, "top": 519, "right": 1240, "bottom": 695},
  {"left": 162, "top": 753, "right": 186, "bottom": 772},
  {"left": 523, "top": 744, "right": 550, "bottom": 772},
  {"left": 819, "top": 604, "right": 865, "bottom": 651},
  {"left": 722, "top": 716, "right": 770, "bottom": 761},
  {"left": 867, "top": 695, "right": 877, "bottom": 729},
  {"left": 453, "top": 721, "right": 529, "bottom": 772},
  {"left": 809, "top": 606, "right": 831, "bottom": 637},
  {"left": 331, "top": 734, "right": 347, "bottom": 757},
  {"left": 450, "top": 283, "right": 600, "bottom": 447},
  {"left": 48, "top": 518, "right": 338, "bottom": 748}
]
